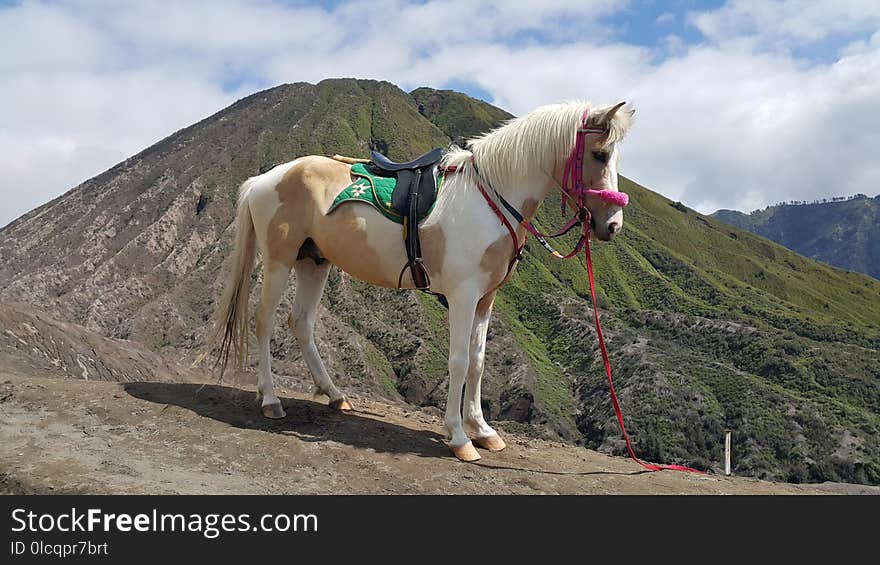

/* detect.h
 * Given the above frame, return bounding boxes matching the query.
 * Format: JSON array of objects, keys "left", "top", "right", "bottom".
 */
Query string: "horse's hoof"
[
  {"left": 450, "top": 442, "right": 482, "bottom": 462},
  {"left": 262, "top": 403, "right": 286, "bottom": 419},
  {"left": 474, "top": 434, "right": 506, "bottom": 452},
  {"left": 329, "top": 397, "right": 353, "bottom": 412}
]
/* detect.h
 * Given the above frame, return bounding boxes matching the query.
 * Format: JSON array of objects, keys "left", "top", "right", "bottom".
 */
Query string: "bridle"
[
  {"left": 445, "top": 106, "right": 703, "bottom": 474},
  {"left": 446, "top": 107, "right": 630, "bottom": 283}
]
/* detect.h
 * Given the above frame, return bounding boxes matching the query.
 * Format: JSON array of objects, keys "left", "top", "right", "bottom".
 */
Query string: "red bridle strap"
[
  {"left": 561, "top": 108, "right": 610, "bottom": 215},
  {"left": 473, "top": 178, "right": 525, "bottom": 290}
]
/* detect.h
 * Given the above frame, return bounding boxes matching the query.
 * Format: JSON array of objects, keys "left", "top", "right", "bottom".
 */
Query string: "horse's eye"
[{"left": 592, "top": 151, "right": 609, "bottom": 164}]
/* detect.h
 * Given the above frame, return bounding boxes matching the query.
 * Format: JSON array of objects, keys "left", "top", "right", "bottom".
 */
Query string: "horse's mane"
[{"left": 441, "top": 101, "right": 633, "bottom": 191}]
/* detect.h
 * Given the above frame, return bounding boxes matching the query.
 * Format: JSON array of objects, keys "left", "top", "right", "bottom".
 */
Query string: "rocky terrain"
[{"left": 2, "top": 368, "right": 874, "bottom": 494}]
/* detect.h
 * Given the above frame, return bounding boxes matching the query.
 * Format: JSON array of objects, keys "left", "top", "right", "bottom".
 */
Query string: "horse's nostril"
[{"left": 608, "top": 222, "right": 619, "bottom": 234}]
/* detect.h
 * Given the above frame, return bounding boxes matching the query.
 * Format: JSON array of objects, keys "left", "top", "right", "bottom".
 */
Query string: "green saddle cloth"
[{"left": 328, "top": 163, "right": 443, "bottom": 224}]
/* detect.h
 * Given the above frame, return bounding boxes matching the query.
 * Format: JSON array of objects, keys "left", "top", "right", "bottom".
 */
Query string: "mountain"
[
  {"left": 1, "top": 78, "right": 878, "bottom": 485},
  {"left": 712, "top": 195, "right": 880, "bottom": 279}
]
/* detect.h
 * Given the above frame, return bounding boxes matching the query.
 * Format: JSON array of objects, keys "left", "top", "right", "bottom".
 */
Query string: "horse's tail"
[{"left": 203, "top": 178, "right": 259, "bottom": 377}]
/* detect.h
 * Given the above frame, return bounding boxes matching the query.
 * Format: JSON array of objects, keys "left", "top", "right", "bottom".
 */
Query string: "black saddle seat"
[
  {"left": 368, "top": 148, "right": 444, "bottom": 217},
  {"left": 370, "top": 148, "right": 444, "bottom": 172},
  {"left": 367, "top": 147, "right": 444, "bottom": 290}
]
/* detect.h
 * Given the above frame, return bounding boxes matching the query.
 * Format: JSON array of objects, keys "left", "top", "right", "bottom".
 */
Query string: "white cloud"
[
  {"left": 690, "top": 0, "right": 880, "bottom": 50},
  {"left": 624, "top": 42, "right": 880, "bottom": 212},
  {"left": 0, "top": 69, "right": 240, "bottom": 225},
  {"left": 1, "top": 0, "right": 878, "bottom": 227},
  {"left": 0, "top": 2, "right": 117, "bottom": 75}
]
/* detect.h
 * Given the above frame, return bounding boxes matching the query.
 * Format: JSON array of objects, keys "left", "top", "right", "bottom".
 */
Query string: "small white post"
[{"left": 724, "top": 431, "right": 732, "bottom": 476}]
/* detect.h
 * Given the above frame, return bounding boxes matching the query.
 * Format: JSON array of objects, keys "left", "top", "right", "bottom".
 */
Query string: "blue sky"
[
  {"left": 2, "top": 1, "right": 879, "bottom": 227},
  {"left": 606, "top": 1, "right": 724, "bottom": 47}
]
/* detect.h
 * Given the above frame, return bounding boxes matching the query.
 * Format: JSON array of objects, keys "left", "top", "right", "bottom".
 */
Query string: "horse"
[{"left": 208, "top": 99, "right": 635, "bottom": 462}]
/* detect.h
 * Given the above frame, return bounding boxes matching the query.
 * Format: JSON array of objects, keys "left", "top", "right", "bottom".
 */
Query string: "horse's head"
[{"left": 579, "top": 101, "right": 635, "bottom": 242}]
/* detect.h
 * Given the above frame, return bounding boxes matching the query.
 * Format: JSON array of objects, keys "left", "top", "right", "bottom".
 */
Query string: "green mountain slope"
[
  {"left": 499, "top": 182, "right": 880, "bottom": 483},
  {"left": 712, "top": 196, "right": 880, "bottom": 280},
  {"left": 410, "top": 87, "right": 514, "bottom": 145},
  {"left": 1, "top": 79, "right": 878, "bottom": 485}
]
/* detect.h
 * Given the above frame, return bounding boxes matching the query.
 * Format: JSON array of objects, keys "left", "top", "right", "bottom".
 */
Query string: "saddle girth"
[{"left": 400, "top": 167, "right": 430, "bottom": 290}]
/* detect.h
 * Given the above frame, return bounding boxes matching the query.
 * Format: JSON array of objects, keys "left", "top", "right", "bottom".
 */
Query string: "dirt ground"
[{"left": 1, "top": 373, "right": 877, "bottom": 495}]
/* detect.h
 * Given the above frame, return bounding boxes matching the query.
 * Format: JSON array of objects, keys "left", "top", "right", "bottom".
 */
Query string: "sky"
[{"left": 2, "top": 0, "right": 879, "bottom": 227}]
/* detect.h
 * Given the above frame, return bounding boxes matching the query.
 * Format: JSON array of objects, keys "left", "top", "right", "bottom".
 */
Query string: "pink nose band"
[{"left": 583, "top": 189, "right": 629, "bottom": 207}]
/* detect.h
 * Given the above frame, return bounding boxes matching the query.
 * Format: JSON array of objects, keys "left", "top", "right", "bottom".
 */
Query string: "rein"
[{"left": 448, "top": 107, "right": 703, "bottom": 474}]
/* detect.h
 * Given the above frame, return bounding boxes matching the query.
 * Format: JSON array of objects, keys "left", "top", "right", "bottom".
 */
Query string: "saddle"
[{"left": 369, "top": 148, "right": 443, "bottom": 290}]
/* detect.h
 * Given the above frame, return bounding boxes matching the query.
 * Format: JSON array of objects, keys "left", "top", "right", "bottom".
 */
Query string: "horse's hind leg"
[
  {"left": 256, "top": 260, "right": 291, "bottom": 419},
  {"left": 289, "top": 258, "right": 351, "bottom": 411}
]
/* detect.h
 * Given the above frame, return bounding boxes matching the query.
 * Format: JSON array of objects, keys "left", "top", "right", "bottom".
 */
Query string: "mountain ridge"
[{"left": 712, "top": 194, "right": 880, "bottom": 280}]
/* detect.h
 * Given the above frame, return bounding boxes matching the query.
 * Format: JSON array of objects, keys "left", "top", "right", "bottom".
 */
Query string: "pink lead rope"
[{"left": 465, "top": 106, "right": 704, "bottom": 474}]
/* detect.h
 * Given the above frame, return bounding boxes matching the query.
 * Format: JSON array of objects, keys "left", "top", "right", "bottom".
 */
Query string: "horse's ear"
[
  {"left": 602, "top": 101, "right": 629, "bottom": 123},
  {"left": 597, "top": 102, "right": 635, "bottom": 141}
]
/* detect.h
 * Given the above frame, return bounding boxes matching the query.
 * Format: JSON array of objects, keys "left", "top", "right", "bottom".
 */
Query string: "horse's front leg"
[
  {"left": 444, "top": 287, "right": 482, "bottom": 462},
  {"left": 463, "top": 291, "right": 506, "bottom": 452}
]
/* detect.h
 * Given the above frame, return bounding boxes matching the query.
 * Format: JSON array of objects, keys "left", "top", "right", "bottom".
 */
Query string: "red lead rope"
[{"left": 583, "top": 227, "right": 704, "bottom": 473}]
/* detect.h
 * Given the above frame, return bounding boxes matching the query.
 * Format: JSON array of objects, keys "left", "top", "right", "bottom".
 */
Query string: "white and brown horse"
[{"left": 209, "top": 100, "right": 634, "bottom": 461}]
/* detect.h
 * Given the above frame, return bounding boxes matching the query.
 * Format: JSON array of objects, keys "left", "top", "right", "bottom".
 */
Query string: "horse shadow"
[
  {"left": 123, "top": 382, "right": 655, "bottom": 477},
  {"left": 122, "top": 382, "right": 449, "bottom": 459}
]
